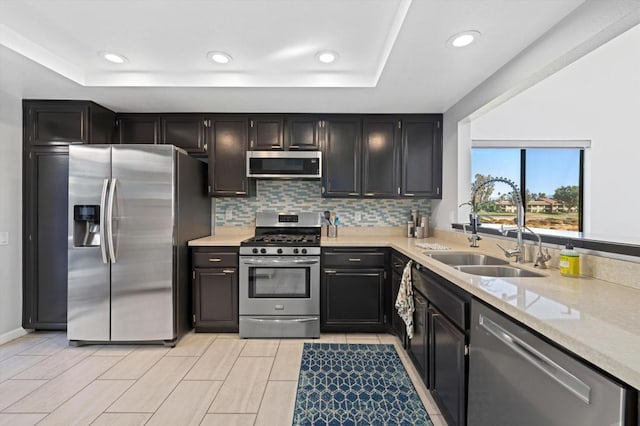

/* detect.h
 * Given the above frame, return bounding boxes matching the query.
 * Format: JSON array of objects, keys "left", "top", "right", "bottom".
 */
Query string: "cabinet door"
[
  {"left": 408, "top": 292, "right": 428, "bottom": 383},
  {"left": 401, "top": 117, "right": 442, "bottom": 198},
  {"left": 209, "top": 117, "right": 250, "bottom": 196},
  {"left": 117, "top": 115, "right": 160, "bottom": 144},
  {"left": 431, "top": 307, "right": 467, "bottom": 426},
  {"left": 161, "top": 115, "right": 206, "bottom": 155},
  {"left": 249, "top": 116, "right": 284, "bottom": 150},
  {"left": 286, "top": 117, "right": 321, "bottom": 150},
  {"left": 322, "top": 118, "right": 361, "bottom": 197},
  {"left": 23, "top": 148, "right": 69, "bottom": 329},
  {"left": 391, "top": 271, "right": 406, "bottom": 345},
  {"left": 362, "top": 118, "right": 399, "bottom": 198},
  {"left": 194, "top": 268, "right": 238, "bottom": 332},
  {"left": 322, "top": 269, "right": 384, "bottom": 327},
  {"left": 25, "top": 101, "right": 88, "bottom": 145}
]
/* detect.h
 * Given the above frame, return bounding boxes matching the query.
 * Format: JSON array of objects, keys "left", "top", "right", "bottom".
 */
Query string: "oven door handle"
[{"left": 241, "top": 258, "right": 319, "bottom": 266}]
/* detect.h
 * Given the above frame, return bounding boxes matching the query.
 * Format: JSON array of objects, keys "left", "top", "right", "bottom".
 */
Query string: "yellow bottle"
[{"left": 559, "top": 244, "right": 580, "bottom": 277}]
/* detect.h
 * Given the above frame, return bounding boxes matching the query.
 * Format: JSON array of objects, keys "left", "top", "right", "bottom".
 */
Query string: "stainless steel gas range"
[{"left": 239, "top": 211, "right": 322, "bottom": 338}]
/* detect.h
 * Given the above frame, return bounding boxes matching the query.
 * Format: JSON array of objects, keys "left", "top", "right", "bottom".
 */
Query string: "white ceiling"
[{"left": 0, "top": 0, "right": 585, "bottom": 112}]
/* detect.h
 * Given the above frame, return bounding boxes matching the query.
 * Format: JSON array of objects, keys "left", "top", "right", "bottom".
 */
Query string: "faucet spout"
[{"left": 469, "top": 177, "right": 525, "bottom": 262}]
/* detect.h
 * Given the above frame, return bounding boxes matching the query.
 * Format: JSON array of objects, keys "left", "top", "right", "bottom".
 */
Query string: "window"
[{"left": 471, "top": 147, "right": 583, "bottom": 232}]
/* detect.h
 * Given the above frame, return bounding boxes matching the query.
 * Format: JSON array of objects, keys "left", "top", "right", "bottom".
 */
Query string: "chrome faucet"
[{"left": 469, "top": 177, "right": 525, "bottom": 263}]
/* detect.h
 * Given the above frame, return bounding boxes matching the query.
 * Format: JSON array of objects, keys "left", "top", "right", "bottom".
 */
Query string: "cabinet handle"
[
  {"left": 250, "top": 120, "right": 254, "bottom": 127},
  {"left": 322, "top": 186, "right": 325, "bottom": 193},
  {"left": 235, "top": 191, "right": 247, "bottom": 195},
  {"left": 208, "top": 258, "right": 222, "bottom": 262},
  {"left": 348, "top": 258, "right": 361, "bottom": 262},
  {"left": 364, "top": 193, "right": 375, "bottom": 196},
  {"left": 393, "top": 263, "right": 403, "bottom": 268},
  {"left": 325, "top": 270, "right": 337, "bottom": 274},
  {"left": 397, "top": 187, "right": 400, "bottom": 195},
  {"left": 288, "top": 145, "right": 300, "bottom": 149},
  {"left": 222, "top": 269, "right": 235, "bottom": 274},
  {"left": 405, "top": 193, "right": 415, "bottom": 197},
  {"left": 437, "top": 187, "right": 440, "bottom": 195},
  {"left": 271, "top": 145, "right": 281, "bottom": 149},
  {"left": 348, "top": 192, "right": 359, "bottom": 196}
]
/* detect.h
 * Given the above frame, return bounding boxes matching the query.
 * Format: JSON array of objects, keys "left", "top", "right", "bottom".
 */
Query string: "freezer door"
[
  {"left": 67, "top": 145, "right": 111, "bottom": 341},
  {"left": 110, "top": 145, "right": 176, "bottom": 341}
]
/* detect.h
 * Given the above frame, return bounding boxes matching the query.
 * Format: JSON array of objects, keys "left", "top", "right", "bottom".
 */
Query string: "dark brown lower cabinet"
[
  {"left": 409, "top": 264, "right": 470, "bottom": 426},
  {"left": 322, "top": 269, "right": 386, "bottom": 332},
  {"left": 408, "top": 291, "right": 428, "bottom": 380},
  {"left": 194, "top": 269, "right": 238, "bottom": 332},
  {"left": 23, "top": 147, "right": 70, "bottom": 329},
  {"left": 192, "top": 248, "right": 239, "bottom": 332},
  {"left": 431, "top": 306, "right": 467, "bottom": 426}
]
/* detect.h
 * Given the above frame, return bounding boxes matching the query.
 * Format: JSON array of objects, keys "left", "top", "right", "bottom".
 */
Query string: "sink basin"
[
  {"left": 428, "top": 252, "right": 509, "bottom": 266},
  {"left": 454, "top": 265, "right": 546, "bottom": 278}
]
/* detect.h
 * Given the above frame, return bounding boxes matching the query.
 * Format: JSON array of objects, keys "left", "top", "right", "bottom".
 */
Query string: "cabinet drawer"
[
  {"left": 193, "top": 252, "right": 238, "bottom": 268},
  {"left": 323, "top": 251, "right": 386, "bottom": 267},
  {"left": 391, "top": 253, "right": 409, "bottom": 274},
  {"left": 414, "top": 266, "right": 467, "bottom": 331}
]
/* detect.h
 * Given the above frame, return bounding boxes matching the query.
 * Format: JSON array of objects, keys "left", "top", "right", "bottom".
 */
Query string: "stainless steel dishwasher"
[{"left": 468, "top": 300, "right": 629, "bottom": 426}]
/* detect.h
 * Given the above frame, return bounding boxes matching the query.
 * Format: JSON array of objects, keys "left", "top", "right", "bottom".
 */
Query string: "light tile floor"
[{"left": 0, "top": 332, "right": 447, "bottom": 426}]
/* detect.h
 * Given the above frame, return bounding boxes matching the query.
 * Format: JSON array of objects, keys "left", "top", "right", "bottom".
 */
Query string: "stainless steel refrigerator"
[{"left": 67, "top": 144, "right": 210, "bottom": 346}]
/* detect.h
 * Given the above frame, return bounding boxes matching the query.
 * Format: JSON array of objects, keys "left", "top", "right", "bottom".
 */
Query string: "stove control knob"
[
  {"left": 293, "top": 248, "right": 299, "bottom": 254},
  {"left": 301, "top": 248, "right": 307, "bottom": 254},
  {"left": 260, "top": 248, "right": 267, "bottom": 254},
  {"left": 252, "top": 248, "right": 259, "bottom": 254},
  {"left": 277, "top": 248, "right": 283, "bottom": 254}
]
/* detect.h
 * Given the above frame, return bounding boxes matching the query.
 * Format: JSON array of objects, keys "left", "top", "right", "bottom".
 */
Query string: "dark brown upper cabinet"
[
  {"left": 362, "top": 117, "right": 400, "bottom": 198},
  {"left": 161, "top": 115, "right": 207, "bottom": 156},
  {"left": 208, "top": 116, "right": 253, "bottom": 196},
  {"left": 321, "top": 117, "right": 361, "bottom": 197},
  {"left": 116, "top": 114, "right": 160, "bottom": 144},
  {"left": 24, "top": 100, "right": 115, "bottom": 146},
  {"left": 401, "top": 116, "right": 442, "bottom": 198},
  {"left": 286, "top": 116, "right": 322, "bottom": 150},
  {"left": 249, "top": 116, "right": 284, "bottom": 150}
]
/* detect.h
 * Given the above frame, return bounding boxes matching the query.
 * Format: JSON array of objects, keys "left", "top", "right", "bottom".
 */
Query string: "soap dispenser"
[{"left": 559, "top": 243, "right": 580, "bottom": 277}]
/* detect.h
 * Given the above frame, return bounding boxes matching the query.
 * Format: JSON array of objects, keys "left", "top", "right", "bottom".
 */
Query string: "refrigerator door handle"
[
  {"left": 99, "top": 178, "right": 110, "bottom": 264},
  {"left": 107, "top": 178, "right": 117, "bottom": 263}
]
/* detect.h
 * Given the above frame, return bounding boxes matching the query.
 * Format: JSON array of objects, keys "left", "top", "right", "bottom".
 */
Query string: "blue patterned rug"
[{"left": 292, "top": 343, "right": 432, "bottom": 426}]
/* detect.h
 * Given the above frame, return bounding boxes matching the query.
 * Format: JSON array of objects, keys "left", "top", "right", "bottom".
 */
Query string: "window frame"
[{"left": 471, "top": 142, "right": 586, "bottom": 233}]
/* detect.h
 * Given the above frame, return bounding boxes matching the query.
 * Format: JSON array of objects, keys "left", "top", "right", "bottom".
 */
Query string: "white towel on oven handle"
[{"left": 395, "top": 260, "right": 414, "bottom": 339}]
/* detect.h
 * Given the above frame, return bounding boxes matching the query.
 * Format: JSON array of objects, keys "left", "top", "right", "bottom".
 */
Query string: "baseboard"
[{"left": 0, "top": 327, "right": 30, "bottom": 345}]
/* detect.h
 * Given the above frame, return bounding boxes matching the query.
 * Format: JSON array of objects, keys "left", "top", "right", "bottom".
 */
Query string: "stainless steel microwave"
[{"left": 246, "top": 151, "right": 322, "bottom": 179}]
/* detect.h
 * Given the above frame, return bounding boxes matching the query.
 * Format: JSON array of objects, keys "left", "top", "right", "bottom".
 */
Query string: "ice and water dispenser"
[{"left": 73, "top": 205, "right": 100, "bottom": 247}]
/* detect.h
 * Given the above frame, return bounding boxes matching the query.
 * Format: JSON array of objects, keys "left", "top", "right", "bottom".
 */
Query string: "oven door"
[{"left": 239, "top": 256, "right": 320, "bottom": 316}]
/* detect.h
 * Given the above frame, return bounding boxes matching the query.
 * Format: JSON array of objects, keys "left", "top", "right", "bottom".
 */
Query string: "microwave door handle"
[{"left": 99, "top": 178, "right": 110, "bottom": 264}]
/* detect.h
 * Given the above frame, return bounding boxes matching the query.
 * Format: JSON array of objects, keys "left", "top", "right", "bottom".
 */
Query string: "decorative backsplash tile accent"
[{"left": 214, "top": 180, "right": 431, "bottom": 227}]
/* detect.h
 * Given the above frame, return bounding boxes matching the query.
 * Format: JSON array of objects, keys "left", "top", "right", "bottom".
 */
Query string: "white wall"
[
  {"left": 471, "top": 23, "right": 640, "bottom": 241},
  {"left": 432, "top": 2, "right": 640, "bottom": 232},
  {"left": 0, "top": 88, "right": 25, "bottom": 340}
]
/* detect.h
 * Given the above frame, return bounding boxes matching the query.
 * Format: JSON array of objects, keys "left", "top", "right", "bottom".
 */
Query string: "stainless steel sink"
[
  {"left": 454, "top": 265, "right": 546, "bottom": 278},
  {"left": 428, "top": 252, "right": 509, "bottom": 266}
]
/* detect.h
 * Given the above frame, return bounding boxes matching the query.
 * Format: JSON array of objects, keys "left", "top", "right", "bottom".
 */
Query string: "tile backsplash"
[{"left": 215, "top": 180, "right": 431, "bottom": 227}]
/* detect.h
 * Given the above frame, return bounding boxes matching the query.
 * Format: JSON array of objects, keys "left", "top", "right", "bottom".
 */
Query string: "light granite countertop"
[{"left": 189, "top": 229, "right": 640, "bottom": 389}]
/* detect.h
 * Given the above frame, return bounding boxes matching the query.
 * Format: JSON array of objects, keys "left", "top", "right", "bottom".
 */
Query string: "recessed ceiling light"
[
  {"left": 207, "top": 51, "right": 232, "bottom": 64},
  {"left": 100, "top": 51, "right": 127, "bottom": 64},
  {"left": 447, "top": 31, "right": 481, "bottom": 48},
  {"left": 316, "top": 50, "right": 339, "bottom": 64}
]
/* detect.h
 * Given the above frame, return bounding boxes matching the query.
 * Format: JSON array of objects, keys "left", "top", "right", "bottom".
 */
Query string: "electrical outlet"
[
  {"left": 354, "top": 212, "right": 362, "bottom": 222},
  {"left": 225, "top": 209, "right": 233, "bottom": 220},
  {"left": 0, "top": 232, "right": 8, "bottom": 246}
]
